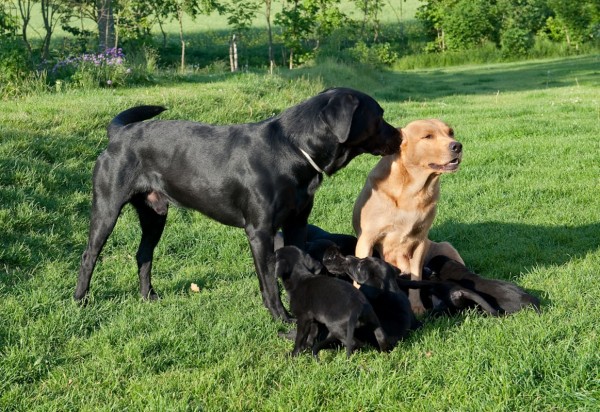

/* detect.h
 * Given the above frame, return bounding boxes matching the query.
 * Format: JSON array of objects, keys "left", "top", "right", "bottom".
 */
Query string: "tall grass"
[{"left": 1, "top": 55, "right": 599, "bottom": 410}]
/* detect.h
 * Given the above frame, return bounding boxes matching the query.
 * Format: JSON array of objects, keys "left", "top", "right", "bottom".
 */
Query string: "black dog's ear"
[{"left": 319, "top": 93, "right": 360, "bottom": 143}]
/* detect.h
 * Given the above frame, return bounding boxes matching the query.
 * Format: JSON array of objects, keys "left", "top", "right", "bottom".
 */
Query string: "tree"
[
  {"left": 223, "top": 0, "right": 260, "bottom": 71},
  {"left": 497, "top": 0, "right": 551, "bottom": 56},
  {"left": 97, "top": 0, "right": 115, "bottom": 50},
  {"left": 547, "top": 0, "right": 600, "bottom": 48},
  {"left": 355, "top": 0, "right": 384, "bottom": 41},
  {"left": 1, "top": 2, "right": 18, "bottom": 36},
  {"left": 13, "top": 0, "right": 34, "bottom": 55},
  {"left": 40, "top": 0, "right": 71, "bottom": 59},
  {"left": 446, "top": 0, "right": 497, "bottom": 50},
  {"left": 416, "top": 0, "right": 453, "bottom": 51},
  {"left": 159, "top": 0, "right": 220, "bottom": 72},
  {"left": 263, "top": 0, "right": 275, "bottom": 72},
  {"left": 275, "top": 0, "right": 345, "bottom": 68}
]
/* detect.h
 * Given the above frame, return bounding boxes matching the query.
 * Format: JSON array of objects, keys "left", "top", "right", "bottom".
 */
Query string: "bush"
[
  {"left": 346, "top": 40, "right": 399, "bottom": 67},
  {"left": 501, "top": 26, "right": 535, "bottom": 57},
  {"left": 0, "top": 38, "right": 31, "bottom": 82},
  {"left": 50, "top": 47, "right": 131, "bottom": 89}
]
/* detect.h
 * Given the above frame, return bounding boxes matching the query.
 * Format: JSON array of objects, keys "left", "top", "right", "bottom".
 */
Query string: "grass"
[{"left": 1, "top": 54, "right": 599, "bottom": 410}]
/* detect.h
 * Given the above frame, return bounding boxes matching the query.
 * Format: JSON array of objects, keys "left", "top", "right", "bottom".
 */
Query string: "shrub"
[
  {"left": 0, "top": 38, "right": 32, "bottom": 82},
  {"left": 501, "top": 26, "right": 535, "bottom": 57},
  {"left": 346, "top": 40, "right": 398, "bottom": 67},
  {"left": 51, "top": 47, "right": 131, "bottom": 88}
]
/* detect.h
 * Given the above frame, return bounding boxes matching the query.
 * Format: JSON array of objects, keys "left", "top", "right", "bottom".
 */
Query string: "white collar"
[{"left": 299, "top": 148, "right": 324, "bottom": 174}]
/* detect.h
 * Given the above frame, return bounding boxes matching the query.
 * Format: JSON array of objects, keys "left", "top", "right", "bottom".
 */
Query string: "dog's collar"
[{"left": 299, "top": 148, "right": 324, "bottom": 174}]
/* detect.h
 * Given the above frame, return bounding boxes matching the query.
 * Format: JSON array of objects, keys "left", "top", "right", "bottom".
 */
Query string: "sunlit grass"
[{"left": 1, "top": 55, "right": 599, "bottom": 410}]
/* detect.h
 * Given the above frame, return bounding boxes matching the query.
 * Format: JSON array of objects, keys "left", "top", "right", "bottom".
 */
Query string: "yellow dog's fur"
[{"left": 353, "top": 119, "right": 464, "bottom": 314}]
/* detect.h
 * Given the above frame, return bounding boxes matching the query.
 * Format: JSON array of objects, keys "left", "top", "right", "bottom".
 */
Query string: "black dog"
[
  {"left": 425, "top": 256, "right": 541, "bottom": 315},
  {"left": 275, "top": 246, "right": 390, "bottom": 358},
  {"left": 74, "top": 88, "right": 400, "bottom": 321},
  {"left": 322, "top": 247, "right": 421, "bottom": 347}
]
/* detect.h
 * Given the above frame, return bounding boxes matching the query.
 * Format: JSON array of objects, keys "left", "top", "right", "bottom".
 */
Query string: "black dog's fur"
[
  {"left": 275, "top": 246, "right": 390, "bottom": 358},
  {"left": 424, "top": 256, "right": 541, "bottom": 315},
  {"left": 296, "top": 225, "right": 540, "bottom": 317},
  {"left": 74, "top": 88, "right": 399, "bottom": 321},
  {"left": 322, "top": 247, "right": 421, "bottom": 347}
]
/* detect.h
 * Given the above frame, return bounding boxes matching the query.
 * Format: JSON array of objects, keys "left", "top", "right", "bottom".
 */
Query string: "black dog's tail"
[{"left": 108, "top": 105, "right": 167, "bottom": 137}]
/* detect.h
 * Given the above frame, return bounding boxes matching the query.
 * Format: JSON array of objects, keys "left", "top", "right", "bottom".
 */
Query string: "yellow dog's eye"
[
  {"left": 423, "top": 134, "right": 433, "bottom": 139},
  {"left": 448, "top": 129, "right": 454, "bottom": 137}
]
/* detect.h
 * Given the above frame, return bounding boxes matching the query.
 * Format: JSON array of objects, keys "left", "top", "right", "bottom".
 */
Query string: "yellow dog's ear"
[{"left": 319, "top": 93, "right": 360, "bottom": 143}]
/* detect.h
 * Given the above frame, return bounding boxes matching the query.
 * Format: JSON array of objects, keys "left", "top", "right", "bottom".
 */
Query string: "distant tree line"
[
  {"left": 417, "top": 0, "right": 600, "bottom": 56},
  {"left": 0, "top": 0, "right": 598, "bottom": 72}
]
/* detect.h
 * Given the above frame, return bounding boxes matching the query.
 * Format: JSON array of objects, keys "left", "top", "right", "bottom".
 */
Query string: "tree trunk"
[
  {"left": 97, "top": 0, "right": 115, "bottom": 50},
  {"left": 229, "top": 34, "right": 238, "bottom": 72},
  {"left": 265, "top": 0, "right": 274, "bottom": 73},
  {"left": 177, "top": 6, "right": 185, "bottom": 72},
  {"left": 40, "top": 0, "right": 54, "bottom": 60},
  {"left": 17, "top": 0, "right": 33, "bottom": 57}
]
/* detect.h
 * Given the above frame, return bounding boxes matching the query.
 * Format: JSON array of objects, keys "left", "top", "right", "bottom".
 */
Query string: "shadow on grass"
[
  {"left": 286, "top": 54, "right": 600, "bottom": 101},
  {"left": 430, "top": 221, "right": 600, "bottom": 280}
]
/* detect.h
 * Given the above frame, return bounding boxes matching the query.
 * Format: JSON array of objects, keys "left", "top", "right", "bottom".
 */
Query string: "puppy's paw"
[
  {"left": 278, "top": 329, "right": 297, "bottom": 341},
  {"left": 411, "top": 303, "right": 427, "bottom": 316}
]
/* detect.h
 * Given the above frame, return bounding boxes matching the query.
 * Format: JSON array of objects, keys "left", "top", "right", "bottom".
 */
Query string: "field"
[{"left": 1, "top": 54, "right": 599, "bottom": 410}]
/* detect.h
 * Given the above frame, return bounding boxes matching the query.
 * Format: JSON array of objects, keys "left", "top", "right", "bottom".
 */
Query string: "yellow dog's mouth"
[{"left": 429, "top": 157, "right": 461, "bottom": 172}]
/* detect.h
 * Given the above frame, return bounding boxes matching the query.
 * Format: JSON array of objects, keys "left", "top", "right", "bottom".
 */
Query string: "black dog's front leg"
[
  {"left": 246, "top": 227, "right": 292, "bottom": 322},
  {"left": 282, "top": 202, "right": 312, "bottom": 250}
]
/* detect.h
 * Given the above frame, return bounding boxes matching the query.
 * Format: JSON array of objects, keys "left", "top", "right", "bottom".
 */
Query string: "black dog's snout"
[{"left": 449, "top": 141, "right": 462, "bottom": 153}]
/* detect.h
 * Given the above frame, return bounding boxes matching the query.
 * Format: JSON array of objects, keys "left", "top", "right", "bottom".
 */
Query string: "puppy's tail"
[{"left": 108, "top": 105, "right": 167, "bottom": 137}]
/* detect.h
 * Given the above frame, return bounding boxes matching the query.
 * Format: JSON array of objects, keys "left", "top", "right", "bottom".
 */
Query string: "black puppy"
[
  {"left": 322, "top": 246, "right": 421, "bottom": 347},
  {"left": 398, "top": 269, "right": 502, "bottom": 316},
  {"left": 275, "top": 246, "right": 390, "bottom": 358},
  {"left": 323, "top": 246, "right": 500, "bottom": 318},
  {"left": 74, "top": 88, "right": 400, "bottom": 321},
  {"left": 425, "top": 256, "right": 541, "bottom": 315}
]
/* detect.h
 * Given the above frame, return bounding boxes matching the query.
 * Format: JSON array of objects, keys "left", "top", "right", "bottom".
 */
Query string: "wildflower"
[{"left": 107, "top": 80, "right": 113, "bottom": 85}]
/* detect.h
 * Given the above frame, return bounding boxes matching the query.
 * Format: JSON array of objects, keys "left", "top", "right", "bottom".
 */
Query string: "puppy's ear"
[
  {"left": 303, "top": 252, "right": 324, "bottom": 275},
  {"left": 274, "top": 254, "right": 291, "bottom": 280},
  {"left": 347, "top": 262, "right": 371, "bottom": 284},
  {"left": 319, "top": 93, "right": 360, "bottom": 143}
]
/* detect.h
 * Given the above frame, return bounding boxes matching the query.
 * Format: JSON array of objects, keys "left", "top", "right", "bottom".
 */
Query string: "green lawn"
[{"left": 1, "top": 55, "right": 599, "bottom": 410}]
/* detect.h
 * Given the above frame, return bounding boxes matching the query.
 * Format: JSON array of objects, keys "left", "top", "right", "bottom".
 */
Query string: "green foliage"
[
  {"left": 0, "top": 3, "right": 19, "bottom": 36},
  {"left": 547, "top": 0, "right": 600, "bottom": 46},
  {"left": 50, "top": 48, "right": 132, "bottom": 89},
  {"left": 416, "top": 0, "right": 597, "bottom": 55},
  {"left": 443, "top": 0, "right": 498, "bottom": 50},
  {"left": 501, "top": 26, "right": 534, "bottom": 57},
  {"left": 0, "top": 38, "right": 31, "bottom": 82},
  {"left": 347, "top": 40, "right": 398, "bottom": 66}
]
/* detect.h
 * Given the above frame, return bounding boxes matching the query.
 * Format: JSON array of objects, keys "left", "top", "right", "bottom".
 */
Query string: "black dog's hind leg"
[
  {"left": 131, "top": 196, "right": 168, "bottom": 300},
  {"left": 291, "top": 317, "right": 315, "bottom": 357},
  {"left": 74, "top": 172, "right": 127, "bottom": 301}
]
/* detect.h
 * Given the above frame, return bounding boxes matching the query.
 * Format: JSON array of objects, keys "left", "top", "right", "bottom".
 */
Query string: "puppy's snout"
[{"left": 449, "top": 141, "right": 462, "bottom": 154}]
